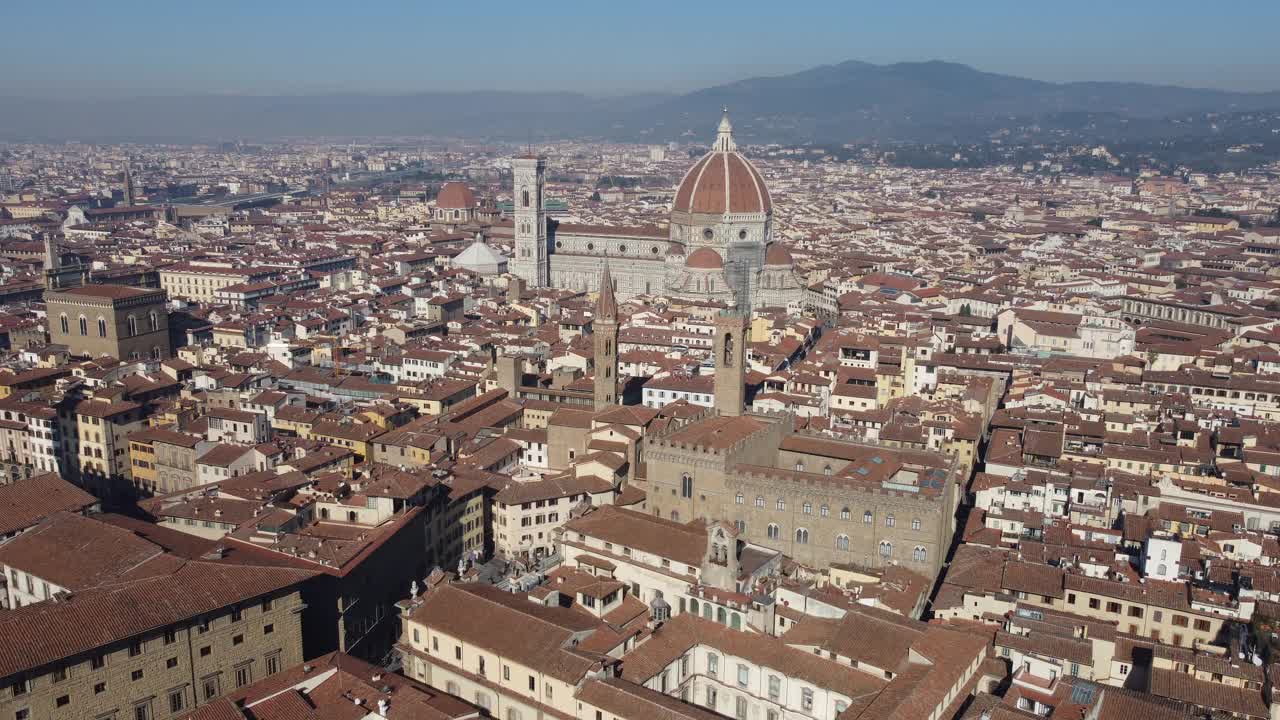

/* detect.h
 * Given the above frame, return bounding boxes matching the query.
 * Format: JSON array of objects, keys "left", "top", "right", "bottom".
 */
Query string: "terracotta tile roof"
[
  {"left": 0, "top": 560, "right": 315, "bottom": 679},
  {"left": 1002, "top": 560, "right": 1066, "bottom": 599},
  {"left": 0, "top": 472, "right": 98, "bottom": 537},
  {"left": 1096, "top": 684, "right": 1195, "bottom": 720},
  {"left": 779, "top": 603, "right": 926, "bottom": 672},
  {"left": 494, "top": 473, "right": 614, "bottom": 505},
  {"left": 129, "top": 426, "right": 203, "bottom": 447},
  {"left": 48, "top": 283, "right": 163, "bottom": 301},
  {"left": 623, "top": 612, "right": 886, "bottom": 703},
  {"left": 563, "top": 505, "right": 707, "bottom": 568},
  {"left": 0, "top": 511, "right": 173, "bottom": 590},
  {"left": 1149, "top": 667, "right": 1268, "bottom": 718},
  {"left": 75, "top": 397, "right": 143, "bottom": 418},
  {"left": 406, "top": 582, "right": 607, "bottom": 684},
  {"left": 663, "top": 415, "right": 766, "bottom": 450},
  {"left": 199, "top": 650, "right": 479, "bottom": 720},
  {"left": 577, "top": 677, "right": 727, "bottom": 720},
  {"left": 198, "top": 443, "right": 253, "bottom": 467}
]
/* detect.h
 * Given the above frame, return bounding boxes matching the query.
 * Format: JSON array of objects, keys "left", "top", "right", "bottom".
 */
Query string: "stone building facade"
[
  {"left": 129, "top": 428, "right": 206, "bottom": 495},
  {"left": 45, "top": 284, "right": 171, "bottom": 361},
  {"left": 75, "top": 398, "right": 147, "bottom": 500},
  {"left": 0, "top": 563, "right": 311, "bottom": 720},
  {"left": 642, "top": 410, "right": 962, "bottom": 579}
]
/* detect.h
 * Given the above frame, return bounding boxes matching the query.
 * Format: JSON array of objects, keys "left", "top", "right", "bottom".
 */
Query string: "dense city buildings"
[{"left": 2, "top": 103, "right": 1280, "bottom": 720}]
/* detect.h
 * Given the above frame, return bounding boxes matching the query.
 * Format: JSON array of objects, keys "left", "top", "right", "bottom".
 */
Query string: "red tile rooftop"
[{"left": 48, "top": 284, "right": 163, "bottom": 300}]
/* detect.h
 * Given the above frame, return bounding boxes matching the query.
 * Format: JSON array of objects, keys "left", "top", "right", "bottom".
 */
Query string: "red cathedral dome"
[
  {"left": 672, "top": 112, "right": 771, "bottom": 216},
  {"left": 685, "top": 247, "right": 724, "bottom": 269},
  {"left": 764, "top": 242, "right": 794, "bottom": 266},
  {"left": 437, "top": 182, "right": 477, "bottom": 209}
]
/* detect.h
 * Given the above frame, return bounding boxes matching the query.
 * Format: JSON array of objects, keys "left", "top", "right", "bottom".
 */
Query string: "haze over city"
[
  {"left": 4, "top": 0, "right": 1280, "bottom": 96},
  {"left": 1, "top": 5, "right": 1279, "bottom": 720}
]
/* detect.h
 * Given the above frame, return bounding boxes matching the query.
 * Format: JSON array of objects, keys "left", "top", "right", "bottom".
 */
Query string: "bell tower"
[
  {"left": 42, "top": 233, "right": 89, "bottom": 292},
  {"left": 712, "top": 309, "right": 748, "bottom": 416},
  {"left": 122, "top": 160, "right": 135, "bottom": 207},
  {"left": 593, "top": 264, "right": 619, "bottom": 411},
  {"left": 511, "top": 155, "right": 548, "bottom": 287}
]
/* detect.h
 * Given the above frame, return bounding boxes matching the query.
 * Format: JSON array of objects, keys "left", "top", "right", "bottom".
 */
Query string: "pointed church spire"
[
  {"left": 593, "top": 263, "right": 620, "bottom": 412},
  {"left": 596, "top": 262, "right": 618, "bottom": 322}
]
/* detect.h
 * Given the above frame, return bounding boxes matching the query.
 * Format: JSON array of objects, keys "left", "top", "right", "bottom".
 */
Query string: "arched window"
[
  {"left": 755, "top": 496, "right": 765, "bottom": 508},
  {"left": 863, "top": 510, "right": 873, "bottom": 524},
  {"left": 681, "top": 473, "right": 693, "bottom": 499},
  {"left": 885, "top": 514, "right": 896, "bottom": 528},
  {"left": 731, "top": 613, "right": 741, "bottom": 630},
  {"left": 716, "top": 607, "right": 727, "bottom": 625},
  {"left": 913, "top": 546, "right": 927, "bottom": 562},
  {"left": 521, "top": 189, "right": 530, "bottom": 207},
  {"left": 836, "top": 535, "right": 850, "bottom": 551},
  {"left": 59, "top": 314, "right": 69, "bottom": 334},
  {"left": 149, "top": 311, "right": 159, "bottom": 331},
  {"left": 794, "top": 461, "right": 805, "bottom": 472},
  {"left": 690, "top": 599, "right": 699, "bottom": 615},
  {"left": 127, "top": 315, "right": 137, "bottom": 336},
  {"left": 819, "top": 504, "right": 829, "bottom": 518},
  {"left": 795, "top": 528, "right": 809, "bottom": 545},
  {"left": 911, "top": 517, "right": 922, "bottom": 531},
  {"left": 702, "top": 604, "right": 713, "bottom": 620},
  {"left": 802, "top": 502, "right": 812, "bottom": 515},
  {"left": 671, "top": 510, "right": 680, "bottom": 521},
  {"left": 775, "top": 498, "right": 785, "bottom": 511},
  {"left": 734, "top": 519, "right": 746, "bottom": 533},
  {"left": 152, "top": 346, "right": 162, "bottom": 360},
  {"left": 824, "top": 464, "right": 833, "bottom": 476},
  {"left": 840, "top": 507, "right": 851, "bottom": 520},
  {"left": 1157, "top": 563, "right": 1167, "bottom": 575},
  {"left": 735, "top": 492, "right": 744, "bottom": 505},
  {"left": 879, "top": 541, "right": 893, "bottom": 558},
  {"left": 79, "top": 315, "right": 88, "bottom": 336},
  {"left": 766, "top": 523, "right": 780, "bottom": 540},
  {"left": 97, "top": 317, "right": 107, "bottom": 337}
]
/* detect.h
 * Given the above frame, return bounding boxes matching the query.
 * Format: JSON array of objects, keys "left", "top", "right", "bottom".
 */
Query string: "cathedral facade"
[{"left": 510, "top": 112, "right": 805, "bottom": 310}]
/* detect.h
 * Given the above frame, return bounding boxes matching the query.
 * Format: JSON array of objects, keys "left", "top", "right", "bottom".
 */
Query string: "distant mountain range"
[{"left": 3, "top": 60, "right": 1279, "bottom": 144}]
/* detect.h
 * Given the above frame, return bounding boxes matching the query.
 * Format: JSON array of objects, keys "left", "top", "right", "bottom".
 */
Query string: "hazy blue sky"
[{"left": 5, "top": 0, "right": 1278, "bottom": 96}]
